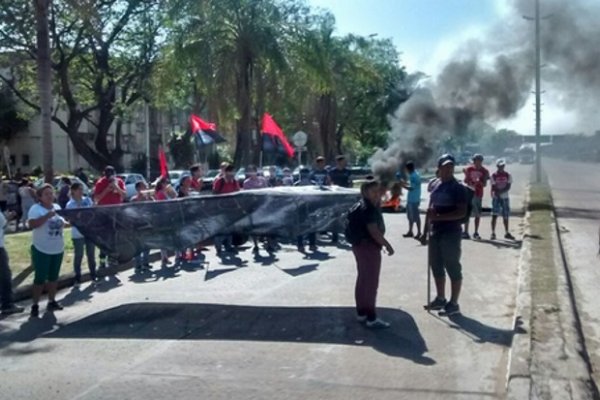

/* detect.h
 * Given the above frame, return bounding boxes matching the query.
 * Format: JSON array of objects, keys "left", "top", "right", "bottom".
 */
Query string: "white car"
[
  {"left": 116, "top": 173, "right": 148, "bottom": 200},
  {"left": 168, "top": 170, "right": 189, "bottom": 186}
]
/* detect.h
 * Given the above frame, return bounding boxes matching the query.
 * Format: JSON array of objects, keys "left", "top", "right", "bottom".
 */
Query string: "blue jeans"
[
  {"left": 0, "top": 248, "right": 13, "bottom": 308},
  {"left": 72, "top": 238, "right": 97, "bottom": 280}
]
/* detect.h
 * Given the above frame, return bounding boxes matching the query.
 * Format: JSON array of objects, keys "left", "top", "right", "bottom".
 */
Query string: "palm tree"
[{"left": 34, "top": 0, "right": 53, "bottom": 183}]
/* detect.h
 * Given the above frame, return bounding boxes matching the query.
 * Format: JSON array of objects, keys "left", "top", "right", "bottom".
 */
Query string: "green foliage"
[
  {"left": 0, "top": 86, "right": 28, "bottom": 142},
  {"left": 167, "top": 130, "right": 195, "bottom": 169}
]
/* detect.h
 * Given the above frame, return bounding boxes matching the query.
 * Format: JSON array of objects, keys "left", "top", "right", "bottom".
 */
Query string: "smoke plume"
[{"left": 371, "top": 0, "right": 600, "bottom": 180}]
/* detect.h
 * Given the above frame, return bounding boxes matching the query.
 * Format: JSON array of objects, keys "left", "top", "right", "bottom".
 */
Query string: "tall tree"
[
  {"left": 34, "top": 0, "right": 53, "bottom": 182},
  {"left": 0, "top": 0, "right": 164, "bottom": 171}
]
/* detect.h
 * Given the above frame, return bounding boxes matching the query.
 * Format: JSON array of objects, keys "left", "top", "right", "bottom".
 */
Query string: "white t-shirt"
[
  {"left": 28, "top": 203, "right": 65, "bottom": 254},
  {"left": 0, "top": 212, "right": 6, "bottom": 248}
]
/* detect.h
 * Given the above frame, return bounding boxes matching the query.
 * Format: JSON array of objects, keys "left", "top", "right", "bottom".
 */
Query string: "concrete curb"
[
  {"left": 12, "top": 251, "right": 163, "bottom": 303},
  {"left": 506, "top": 185, "right": 533, "bottom": 399},
  {"left": 506, "top": 181, "right": 600, "bottom": 399}
]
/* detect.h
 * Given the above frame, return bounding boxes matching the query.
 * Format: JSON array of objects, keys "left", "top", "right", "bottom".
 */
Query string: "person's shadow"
[
  {"left": 45, "top": 303, "right": 435, "bottom": 364},
  {"left": 0, "top": 311, "right": 58, "bottom": 352},
  {"left": 433, "top": 313, "right": 525, "bottom": 346}
]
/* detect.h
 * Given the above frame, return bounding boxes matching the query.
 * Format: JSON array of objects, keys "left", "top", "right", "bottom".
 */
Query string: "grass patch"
[{"left": 5, "top": 228, "right": 81, "bottom": 289}]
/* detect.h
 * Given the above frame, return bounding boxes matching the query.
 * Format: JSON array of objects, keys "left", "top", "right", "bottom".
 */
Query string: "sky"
[{"left": 307, "top": 0, "right": 573, "bottom": 136}]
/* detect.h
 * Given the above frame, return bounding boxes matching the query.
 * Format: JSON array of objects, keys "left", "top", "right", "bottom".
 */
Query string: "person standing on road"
[
  {"left": 27, "top": 184, "right": 67, "bottom": 318},
  {"left": 131, "top": 181, "right": 153, "bottom": 271},
  {"left": 18, "top": 178, "right": 36, "bottom": 231},
  {"left": 328, "top": 155, "right": 353, "bottom": 244},
  {"left": 0, "top": 210, "right": 24, "bottom": 316},
  {"left": 401, "top": 161, "right": 422, "bottom": 239},
  {"left": 93, "top": 166, "right": 126, "bottom": 268},
  {"left": 490, "top": 159, "right": 515, "bottom": 240},
  {"left": 212, "top": 165, "right": 240, "bottom": 255},
  {"left": 462, "top": 154, "right": 489, "bottom": 240},
  {"left": 66, "top": 182, "right": 97, "bottom": 284},
  {"left": 347, "top": 180, "right": 394, "bottom": 329},
  {"left": 189, "top": 164, "right": 204, "bottom": 192},
  {"left": 309, "top": 156, "right": 331, "bottom": 187},
  {"left": 426, "top": 154, "right": 468, "bottom": 316},
  {"left": 281, "top": 167, "right": 294, "bottom": 186},
  {"left": 154, "top": 178, "right": 173, "bottom": 267}
]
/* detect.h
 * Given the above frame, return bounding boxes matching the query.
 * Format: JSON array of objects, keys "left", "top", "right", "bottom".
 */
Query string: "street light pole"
[{"left": 534, "top": 0, "right": 542, "bottom": 183}]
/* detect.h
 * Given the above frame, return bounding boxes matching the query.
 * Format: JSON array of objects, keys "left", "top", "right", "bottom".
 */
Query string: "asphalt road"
[
  {"left": 0, "top": 163, "right": 532, "bottom": 400},
  {"left": 544, "top": 158, "right": 600, "bottom": 386}
]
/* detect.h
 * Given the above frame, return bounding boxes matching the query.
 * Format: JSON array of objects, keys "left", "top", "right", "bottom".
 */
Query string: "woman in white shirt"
[{"left": 27, "top": 184, "right": 66, "bottom": 317}]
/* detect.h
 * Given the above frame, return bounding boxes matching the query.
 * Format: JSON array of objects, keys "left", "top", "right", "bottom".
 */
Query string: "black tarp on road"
[{"left": 59, "top": 186, "right": 360, "bottom": 262}]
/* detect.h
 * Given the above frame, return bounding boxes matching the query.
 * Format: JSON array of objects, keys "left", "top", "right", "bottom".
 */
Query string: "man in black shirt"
[{"left": 329, "top": 155, "right": 352, "bottom": 188}]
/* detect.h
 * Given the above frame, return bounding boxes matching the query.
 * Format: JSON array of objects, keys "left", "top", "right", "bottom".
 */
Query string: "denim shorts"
[
  {"left": 471, "top": 197, "right": 483, "bottom": 217},
  {"left": 492, "top": 197, "right": 510, "bottom": 219}
]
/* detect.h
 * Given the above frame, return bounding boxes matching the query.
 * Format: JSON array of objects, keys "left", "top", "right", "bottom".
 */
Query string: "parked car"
[
  {"left": 34, "top": 176, "right": 91, "bottom": 197},
  {"left": 168, "top": 170, "right": 189, "bottom": 186},
  {"left": 202, "top": 169, "right": 220, "bottom": 191},
  {"left": 116, "top": 173, "right": 148, "bottom": 200}
]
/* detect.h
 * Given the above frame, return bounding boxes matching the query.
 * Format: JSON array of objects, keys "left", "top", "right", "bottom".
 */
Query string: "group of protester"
[
  {"left": 347, "top": 153, "right": 515, "bottom": 328},
  {"left": 0, "top": 152, "right": 514, "bottom": 333}
]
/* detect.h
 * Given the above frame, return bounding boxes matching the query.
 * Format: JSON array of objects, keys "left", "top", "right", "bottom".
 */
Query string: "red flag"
[
  {"left": 190, "top": 114, "right": 217, "bottom": 133},
  {"left": 158, "top": 145, "right": 169, "bottom": 178},
  {"left": 261, "top": 113, "right": 295, "bottom": 158}
]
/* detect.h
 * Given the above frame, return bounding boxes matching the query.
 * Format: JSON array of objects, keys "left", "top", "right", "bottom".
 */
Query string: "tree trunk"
[
  {"left": 233, "top": 57, "right": 255, "bottom": 167},
  {"left": 35, "top": 0, "right": 53, "bottom": 183},
  {"left": 318, "top": 93, "right": 337, "bottom": 162}
]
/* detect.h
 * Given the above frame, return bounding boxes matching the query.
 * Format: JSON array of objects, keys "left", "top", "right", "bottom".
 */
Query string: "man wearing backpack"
[
  {"left": 346, "top": 180, "right": 394, "bottom": 329},
  {"left": 425, "top": 154, "right": 468, "bottom": 316}
]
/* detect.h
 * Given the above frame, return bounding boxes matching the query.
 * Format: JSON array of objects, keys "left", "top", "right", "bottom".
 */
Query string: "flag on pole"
[
  {"left": 158, "top": 145, "right": 169, "bottom": 178},
  {"left": 261, "top": 113, "right": 295, "bottom": 158},
  {"left": 189, "top": 114, "right": 226, "bottom": 147}
]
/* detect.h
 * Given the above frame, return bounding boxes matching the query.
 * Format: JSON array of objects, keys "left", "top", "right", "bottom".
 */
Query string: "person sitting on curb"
[
  {"left": 490, "top": 159, "right": 515, "bottom": 240},
  {"left": 0, "top": 210, "right": 24, "bottom": 316},
  {"left": 426, "top": 154, "right": 468, "bottom": 316},
  {"left": 346, "top": 180, "right": 395, "bottom": 329}
]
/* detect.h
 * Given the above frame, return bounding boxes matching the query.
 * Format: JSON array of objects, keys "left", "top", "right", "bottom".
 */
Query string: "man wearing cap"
[
  {"left": 490, "top": 159, "right": 515, "bottom": 240},
  {"left": 426, "top": 154, "right": 468, "bottom": 316},
  {"left": 309, "top": 156, "right": 331, "bottom": 187},
  {"left": 462, "top": 154, "right": 489, "bottom": 240}
]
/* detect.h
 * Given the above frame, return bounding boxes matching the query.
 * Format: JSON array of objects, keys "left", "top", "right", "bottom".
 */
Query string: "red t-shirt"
[
  {"left": 464, "top": 165, "right": 489, "bottom": 198},
  {"left": 212, "top": 176, "right": 240, "bottom": 194},
  {"left": 491, "top": 170, "right": 512, "bottom": 198},
  {"left": 190, "top": 177, "right": 202, "bottom": 191},
  {"left": 154, "top": 191, "right": 168, "bottom": 201},
  {"left": 94, "top": 176, "right": 126, "bottom": 205}
]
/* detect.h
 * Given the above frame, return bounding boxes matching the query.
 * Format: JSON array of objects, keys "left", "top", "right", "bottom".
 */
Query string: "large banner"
[{"left": 59, "top": 186, "right": 360, "bottom": 262}]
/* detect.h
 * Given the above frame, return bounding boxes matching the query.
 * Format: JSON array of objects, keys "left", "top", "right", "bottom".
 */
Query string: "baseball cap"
[
  {"left": 335, "top": 155, "right": 345, "bottom": 161},
  {"left": 316, "top": 156, "right": 325, "bottom": 162},
  {"left": 472, "top": 153, "right": 484, "bottom": 161},
  {"left": 496, "top": 158, "right": 506, "bottom": 167},
  {"left": 437, "top": 154, "right": 455, "bottom": 168}
]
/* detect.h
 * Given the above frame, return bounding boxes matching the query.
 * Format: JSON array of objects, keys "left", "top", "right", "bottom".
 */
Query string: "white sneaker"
[{"left": 366, "top": 318, "right": 391, "bottom": 329}]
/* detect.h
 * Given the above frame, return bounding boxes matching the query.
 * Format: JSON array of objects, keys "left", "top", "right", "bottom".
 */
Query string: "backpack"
[{"left": 345, "top": 200, "right": 365, "bottom": 245}]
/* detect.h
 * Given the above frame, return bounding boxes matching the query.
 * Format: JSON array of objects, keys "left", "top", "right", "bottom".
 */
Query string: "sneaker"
[
  {"left": 425, "top": 297, "right": 447, "bottom": 311},
  {"left": 505, "top": 232, "right": 515, "bottom": 240},
  {"left": 297, "top": 245, "right": 305, "bottom": 253},
  {"left": 356, "top": 314, "right": 367, "bottom": 323},
  {"left": 414, "top": 233, "right": 422, "bottom": 240},
  {"left": 439, "top": 301, "right": 460, "bottom": 316},
  {"left": 462, "top": 232, "right": 470, "bottom": 239},
  {"left": 252, "top": 246, "right": 259, "bottom": 254},
  {"left": 47, "top": 301, "right": 64, "bottom": 311},
  {"left": 473, "top": 232, "right": 481, "bottom": 240},
  {"left": 366, "top": 318, "right": 391, "bottom": 329},
  {"left": 1, "top": 304, "right": 25, "bottom": 315},
  {"left": 490, "top": 233, "right": 497, "bottom": 240},
  {"left": 309, "top": 244, "right": 317, "bottom": 252},
  {"left": 30, "top": 304, "right": 39, "bottom": 318},
  {"left": 143, "top": 263, "right": 152, "bottom": 270},
  {"left": 402, "top": 232, "right": 414, "bottom": 238}
]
